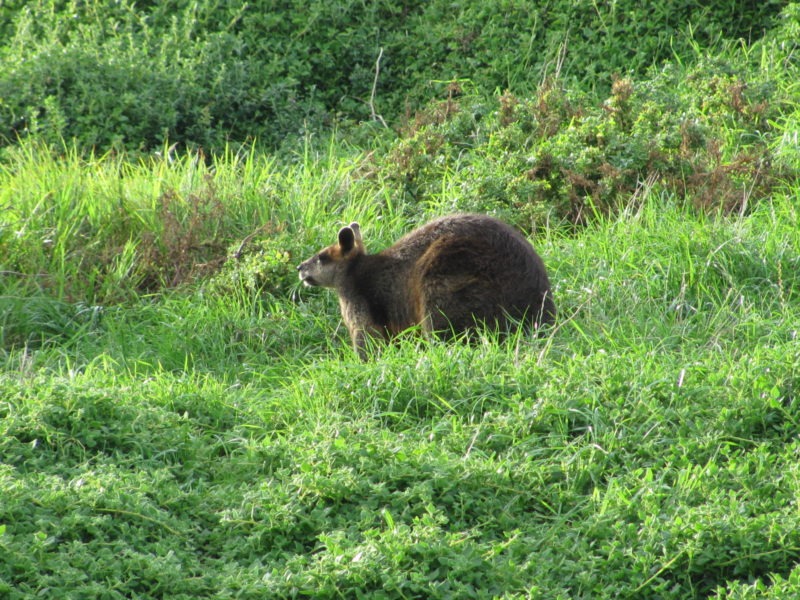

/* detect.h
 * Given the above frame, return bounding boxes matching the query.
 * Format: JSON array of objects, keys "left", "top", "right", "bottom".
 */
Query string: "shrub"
[
  {"left": 375, "top": 49, "right": 796, "bottom": 227},
  {"left": 205, "top": 225, "right": 298, "bottom": 300},
  {"left": 0, "top": 0, "right": 790, "bottom": 153}
]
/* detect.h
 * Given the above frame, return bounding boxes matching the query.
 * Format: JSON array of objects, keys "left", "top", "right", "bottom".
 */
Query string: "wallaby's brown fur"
[{"left": 297, "top": 214, "right": 555, "bottom": 358}]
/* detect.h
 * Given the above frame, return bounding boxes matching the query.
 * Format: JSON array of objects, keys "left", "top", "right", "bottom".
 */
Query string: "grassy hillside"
[
  {"left": 2, "top": 169, "right": 799, "bottom": 596},
  {"left": 2, "top": 2, "right": 800, "bottom": 598}
]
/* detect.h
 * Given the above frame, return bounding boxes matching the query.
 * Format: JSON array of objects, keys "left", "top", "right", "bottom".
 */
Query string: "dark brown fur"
[{"left": 297, "top": 214, "right": 555, "bottom": 357}]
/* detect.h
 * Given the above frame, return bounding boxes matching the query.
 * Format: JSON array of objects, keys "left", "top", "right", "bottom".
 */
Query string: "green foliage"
[
  {"left": 2, "top": 170, "right": 800, "bottom": 597},
  {"left": 376, "top": 47, "right": 797, "bottom": 227},
  {"left": 207, "top": 227, "right": 297, "bottom": 299},
  {"left": 0, "top": 0, "right": 791, "bottom": 153},
  {"left": 0, "top": 140, "right": 373, "bottom": 304},
  {"left": 0, "top": 143, "right": 236, "bottom": 302},
  {"left": 2, "top": 4, "right": 800, "bottom": 597}
]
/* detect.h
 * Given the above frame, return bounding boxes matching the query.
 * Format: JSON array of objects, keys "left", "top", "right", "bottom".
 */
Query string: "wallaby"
[{"left": 297, "top": 214, "right": 555, "bottom": 358}]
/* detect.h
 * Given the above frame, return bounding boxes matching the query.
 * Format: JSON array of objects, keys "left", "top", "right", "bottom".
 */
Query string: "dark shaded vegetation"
[{"left": 0, "top": 0, "right": 790, "bottom": 153}]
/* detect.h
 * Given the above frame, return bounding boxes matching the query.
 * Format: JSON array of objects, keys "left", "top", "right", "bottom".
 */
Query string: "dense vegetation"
[
  {"left": 2, "top": 1, "right": 800, "bottom": 598},
  {"left": 0, "top": 0, "right": 790, "bottom": 152}
]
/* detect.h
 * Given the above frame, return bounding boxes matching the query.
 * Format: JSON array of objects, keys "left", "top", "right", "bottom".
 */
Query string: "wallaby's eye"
[{"left": 318, "top": 252, "right": 332, "bottom": 264}]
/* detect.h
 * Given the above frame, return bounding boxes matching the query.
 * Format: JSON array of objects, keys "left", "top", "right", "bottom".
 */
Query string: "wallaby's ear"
[
  {"left": 338, "top": 225, "right": 356, "bottom": 252},
  {"left": 348, "top": 222, "right": 362, "bottom": 244}
]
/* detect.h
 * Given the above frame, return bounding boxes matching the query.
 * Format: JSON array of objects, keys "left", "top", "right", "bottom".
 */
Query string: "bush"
[
  {"left": 0, "top": 0, "right": 790, "bottom": 153},
  {"left": 374, "top": 47, "right": 797, "bottom": 227}
]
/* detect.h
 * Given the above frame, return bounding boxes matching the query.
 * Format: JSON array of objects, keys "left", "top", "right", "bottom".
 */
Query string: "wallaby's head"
[{"left": 297, "top": 222, "right": 364, "bottom": 288}]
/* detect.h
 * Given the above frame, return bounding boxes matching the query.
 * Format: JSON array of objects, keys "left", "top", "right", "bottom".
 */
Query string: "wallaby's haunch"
[{"left": 297, "top": 214, "right": 555, "bottom": 358}]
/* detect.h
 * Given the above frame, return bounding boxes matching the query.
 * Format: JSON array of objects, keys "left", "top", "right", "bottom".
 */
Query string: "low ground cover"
[{"left": 2, "top": 176, "right": 798, "bottom": 596}]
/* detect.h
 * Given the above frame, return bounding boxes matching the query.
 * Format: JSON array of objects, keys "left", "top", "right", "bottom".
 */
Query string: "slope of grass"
[
  {"left": 2, "top": 19, "right": 799, "bottom": 594},
  {"left": 2, "top": 179, "right": 799, "bottom": 597}
]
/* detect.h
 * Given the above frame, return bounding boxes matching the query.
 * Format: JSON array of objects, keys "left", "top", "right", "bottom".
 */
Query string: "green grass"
[
  {"left": 2, "top": 2, "right": 799, "bottom": 595},
  {"left": 2, "top": 137, "right": 799, "bottom": 598},
  {"left": 2, "top": 21, "right": 800, "bottom": 592}
]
